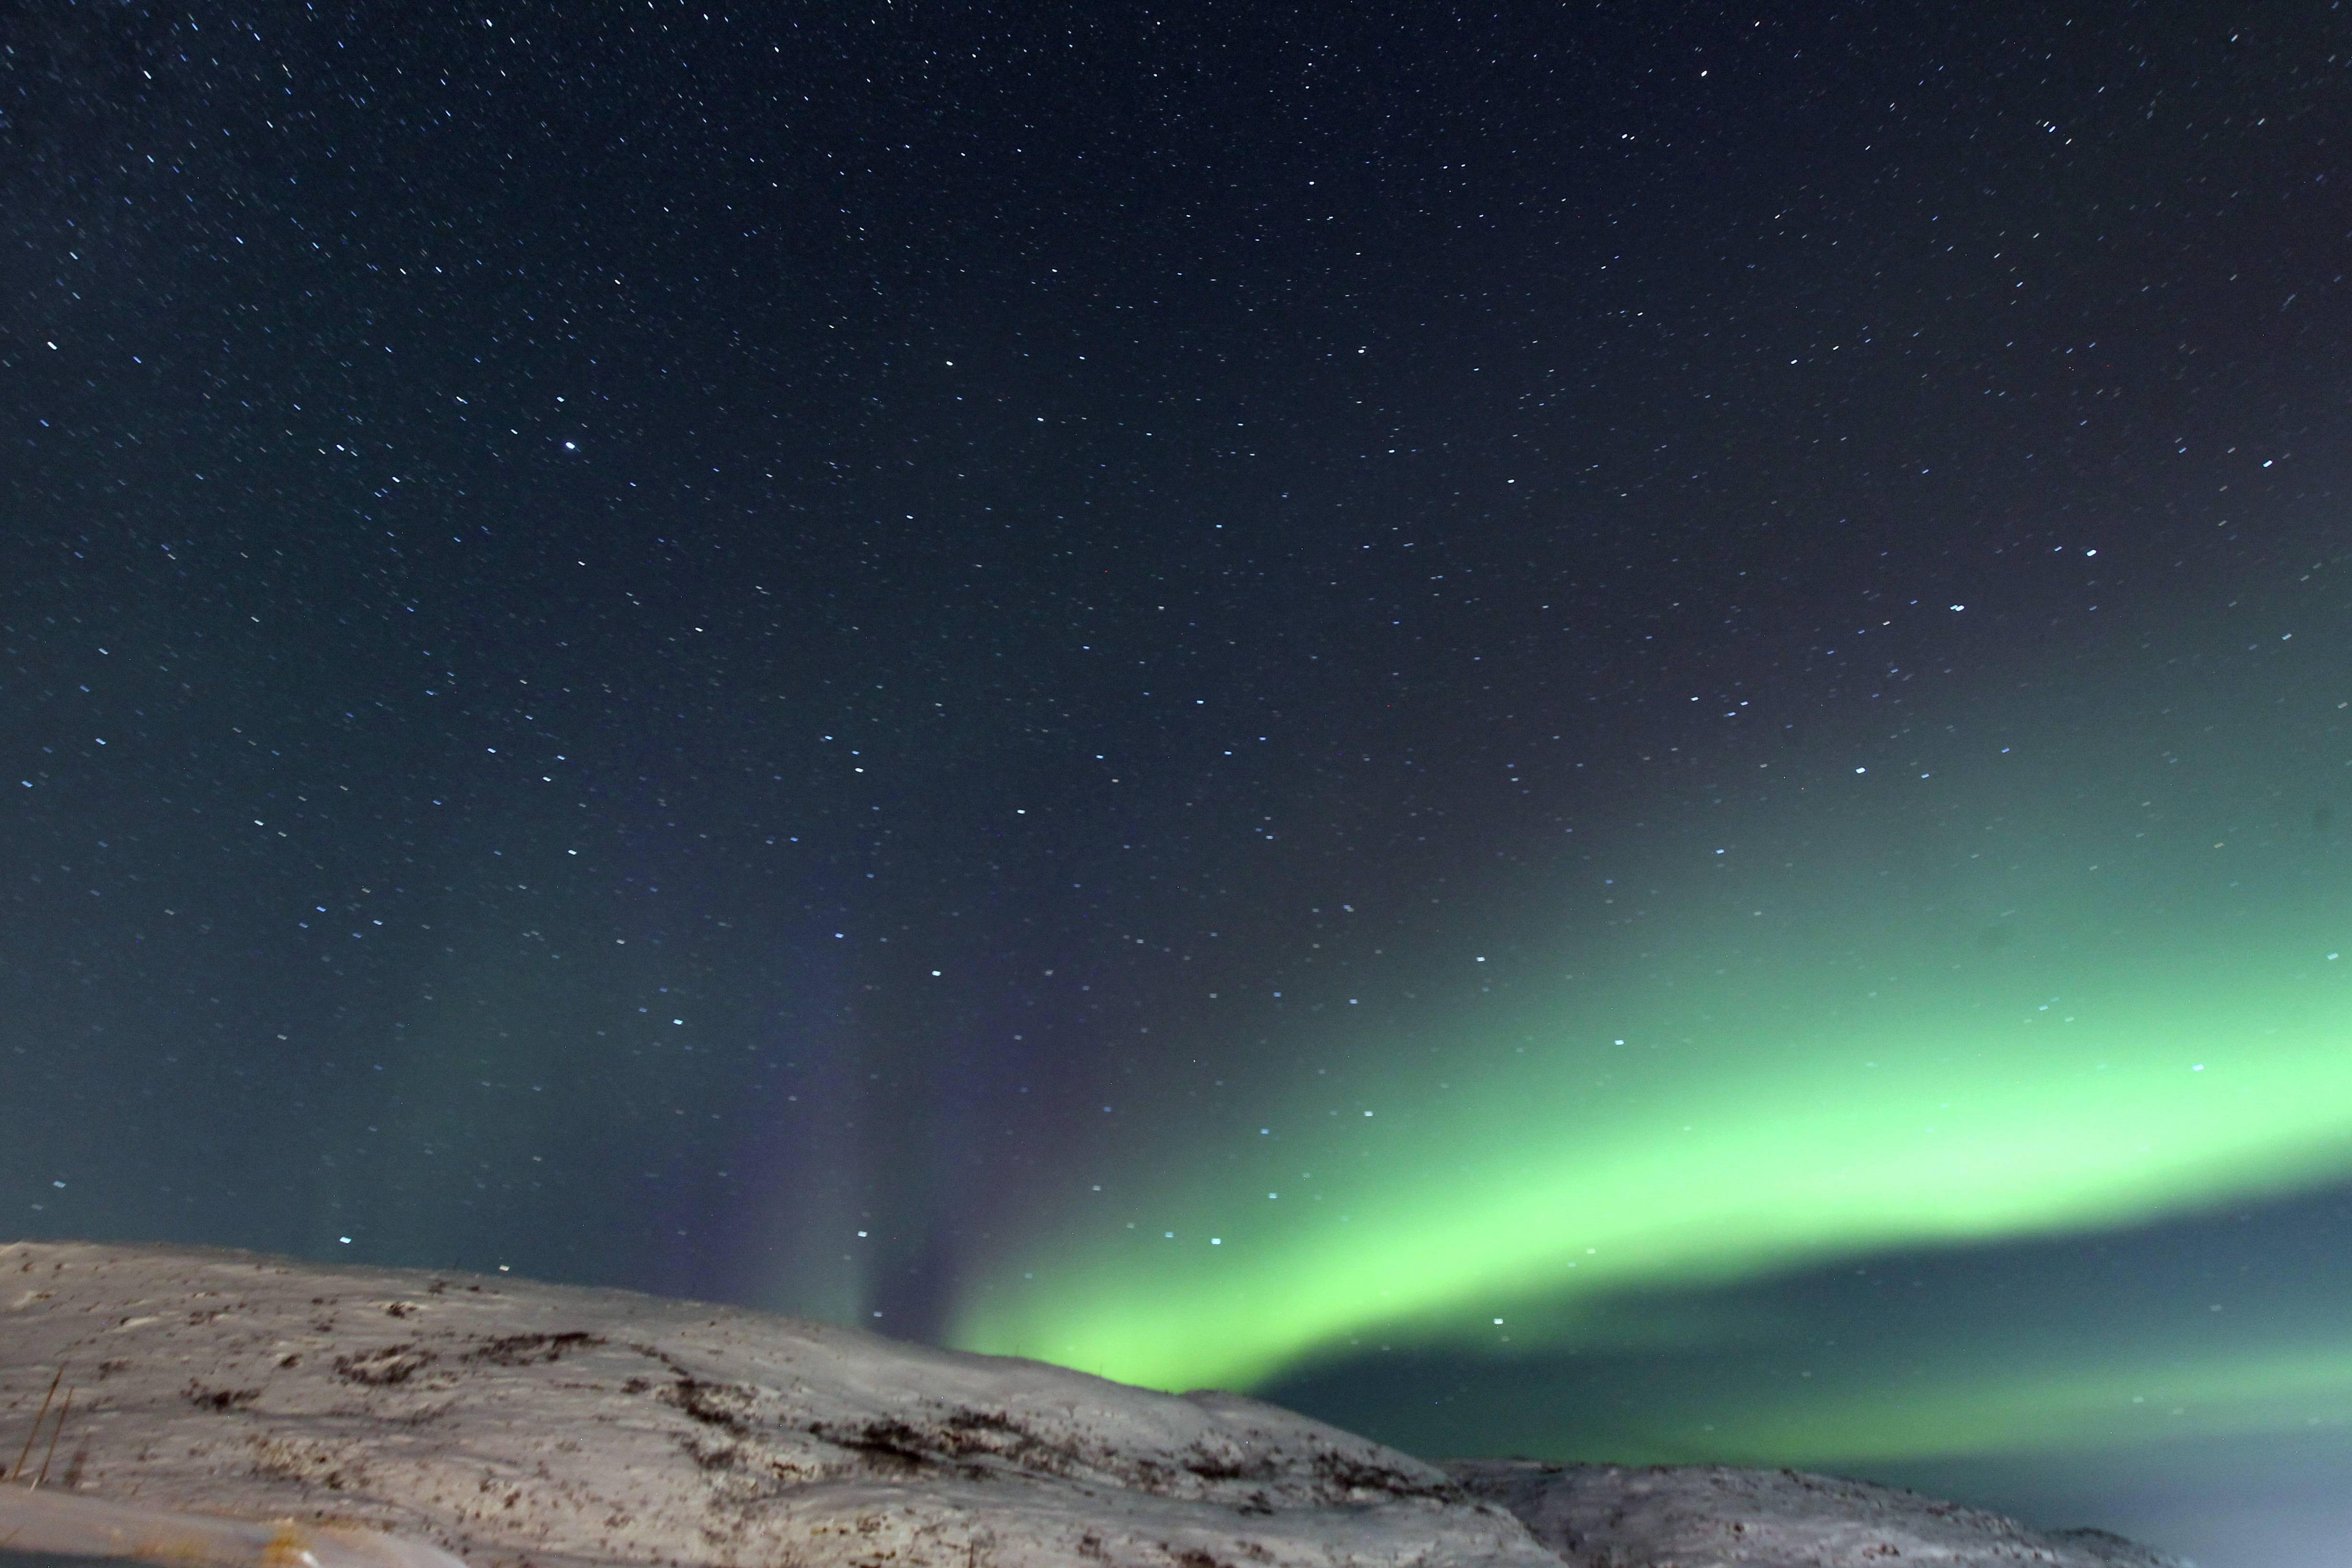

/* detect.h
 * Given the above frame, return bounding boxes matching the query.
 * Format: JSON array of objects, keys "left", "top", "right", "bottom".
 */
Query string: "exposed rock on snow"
[
  {"left": 1446, "top": 1458, "right": 2196, "bottom": 1568},
  {"left": 3, "top": 1243, "right": 2193, "bottom": 1568},
  {"left": 1, "top": 1242, "right": 1550, "bottom": 1568}
]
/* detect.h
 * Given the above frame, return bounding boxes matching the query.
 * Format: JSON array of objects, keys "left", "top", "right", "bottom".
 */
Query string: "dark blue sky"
[{"left": 7, "top": 6, "right": 2352, "bottom": 1565}]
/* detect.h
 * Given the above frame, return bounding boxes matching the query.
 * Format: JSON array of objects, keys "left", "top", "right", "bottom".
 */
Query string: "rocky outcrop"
[
  {"left": 0, "top": 1240, "right": 1550, "bottom": 1568},
  {"left": 1447, "top": 1458, "right": 2196, "bottom": 1567},
  {"left": 3, "top": 1243, "right": 2194, "bottom": 1568}
]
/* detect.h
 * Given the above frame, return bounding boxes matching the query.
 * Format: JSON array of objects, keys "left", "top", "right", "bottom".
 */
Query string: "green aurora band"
[
  {"left": 1675, "top": 1337, "right": 2352, "bottom": 1466},
  {"left": 943, "top": 671, "right": 2352, "bottom": 1445},
  {"left": 953, "top": 917, "right": 2352, "bottom": 1392}
]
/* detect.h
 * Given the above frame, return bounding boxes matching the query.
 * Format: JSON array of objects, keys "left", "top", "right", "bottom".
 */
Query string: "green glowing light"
[
  {"left": 1668, "top": 1338, "right": 2352, "bottom": 1467},
  {"left": 946, "top": 783, "right": 2352, "bottom": 1396}
]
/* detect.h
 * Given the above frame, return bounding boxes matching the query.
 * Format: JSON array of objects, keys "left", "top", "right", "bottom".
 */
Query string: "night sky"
[{"left": 7, "top": 4, "right": 2352, "bottom": 1564}]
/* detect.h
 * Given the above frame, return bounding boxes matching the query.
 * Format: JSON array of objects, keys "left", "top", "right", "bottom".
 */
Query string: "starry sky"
[{"left": 6, "top": 4, "right": 2352, "bottom": 1565}]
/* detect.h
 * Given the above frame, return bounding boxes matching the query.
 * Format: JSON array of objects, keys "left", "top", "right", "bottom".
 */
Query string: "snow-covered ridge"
[
  {"left": 1, "top": 1240, "right": 1546, "bottom": 1568},
  {"left": 3, "top": 1242, "right": 2190, "bottom": 1568}
]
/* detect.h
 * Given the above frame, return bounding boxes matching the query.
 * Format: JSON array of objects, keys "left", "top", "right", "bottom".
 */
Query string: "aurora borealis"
[
  {"left": 951, "top": 602, "right": 2352, "bottom": 1418},
  {"left": 7, "top": 3, "right": 2352, "bottom": 1565}
]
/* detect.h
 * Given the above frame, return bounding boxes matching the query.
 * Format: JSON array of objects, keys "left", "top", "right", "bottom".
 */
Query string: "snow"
[{"left": 3, "top": 1243, "right": 2194, "bottom": 1568}]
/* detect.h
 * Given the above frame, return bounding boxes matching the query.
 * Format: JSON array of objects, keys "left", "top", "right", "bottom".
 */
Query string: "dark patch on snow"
[
  {"left": 466, "top": 1331, "right": 606, "bottom": 1366},
  {"left": 333, "top": 1344, "right": 438, "bottom": 1385},
  {"left": 180, "top": 1380, "right": 259, "bottom": 1410}
]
